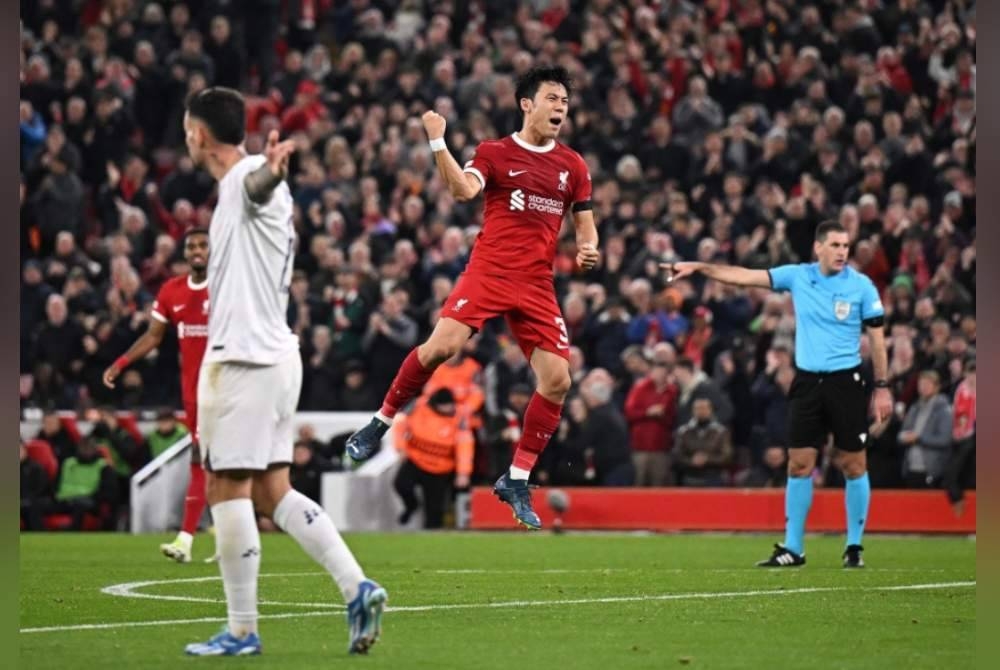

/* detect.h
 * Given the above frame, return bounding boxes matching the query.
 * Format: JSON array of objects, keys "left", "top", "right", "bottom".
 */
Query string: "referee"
[{"left": 663, "top": 221, "right": 892, "bottom": 568}]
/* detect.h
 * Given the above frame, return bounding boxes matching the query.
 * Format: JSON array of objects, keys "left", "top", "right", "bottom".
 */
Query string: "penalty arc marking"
[{"left": 17, "top": 577, "right": 975, "bottom": 634}]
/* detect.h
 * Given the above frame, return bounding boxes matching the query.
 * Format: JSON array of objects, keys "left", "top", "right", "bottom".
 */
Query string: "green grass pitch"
[{"left": 20, "top": 532, "right": 974, "bottom": 669}]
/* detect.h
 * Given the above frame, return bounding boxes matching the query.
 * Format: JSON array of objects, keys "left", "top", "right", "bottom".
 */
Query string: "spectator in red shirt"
[
  {"left": 624, "top": 360, "right": 678, "bottom": 486},
  {"left": 944, "top": 359, "right": 975, "bottom": 514},
  {"left": 280, "top": 79, "right": 328, "bottom": 133}
]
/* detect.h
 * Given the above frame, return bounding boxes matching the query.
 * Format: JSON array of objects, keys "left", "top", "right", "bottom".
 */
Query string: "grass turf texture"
[{"left": 20, "top": 532, "right": 974, "bottom": 669}]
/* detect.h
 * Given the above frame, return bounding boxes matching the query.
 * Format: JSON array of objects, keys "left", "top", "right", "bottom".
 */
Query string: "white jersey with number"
[{"left": 204, "top": 154, "right": 298, "bottom": 366}]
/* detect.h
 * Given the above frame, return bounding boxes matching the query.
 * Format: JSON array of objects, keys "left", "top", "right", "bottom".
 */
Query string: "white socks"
[
  {"left": 211, "top": 498, "right": 260, "bottom": 638},
  {"left": 374, "top": 411, "right": 393, "bottom": 427},
  {"left": 509, "top": 466, "right": 530, "bottom": 480},
  {"left": 273, "top": 489, "right": 365, "bottom": 602}
]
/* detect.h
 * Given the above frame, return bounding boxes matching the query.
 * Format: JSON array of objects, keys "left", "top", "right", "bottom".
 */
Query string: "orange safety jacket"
[
  {"left": 423, "top": 357, "right": 484, "bottom": 428},
  {"left": 393, "top": 399, "right": 474, "bottom": 476}
]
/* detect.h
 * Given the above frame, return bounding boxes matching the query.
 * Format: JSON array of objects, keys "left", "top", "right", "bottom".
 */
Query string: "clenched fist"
[
  {"left": 577, "top": 242, "right": 600, "bottom": 271},
  {"left": 422, "top": 110, "right": 446, "bottom": 140}
]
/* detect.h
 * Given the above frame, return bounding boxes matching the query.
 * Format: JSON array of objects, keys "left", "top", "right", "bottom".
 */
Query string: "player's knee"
[
  {"left": 540, "top": 369, "right": 572, "bottom": 399},
  {"left": 421, "top": 338, "right": 462, "bottom": 367},
  {"left": 839, "top": 454, "right": 867, "bottom": 479},
  {"left": 786, "top": 455, "right": 814, "bottom": 478},
  {"left": 250, "top": 487, "right": 274, "bottom": 518}
]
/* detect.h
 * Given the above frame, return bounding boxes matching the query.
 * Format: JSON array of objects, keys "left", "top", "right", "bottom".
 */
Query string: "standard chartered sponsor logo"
[
  {"left": 509, "top": 190, "right": 564, "bottom": 215},
  {"left": 178, "top": 323, "right": 209, "bottom": 339},
  {"left": 527, "top": 194, "right": 564, "bottom": 215},
  {"left": 510, "top": 189, "right": 526, "bottom": 211}
]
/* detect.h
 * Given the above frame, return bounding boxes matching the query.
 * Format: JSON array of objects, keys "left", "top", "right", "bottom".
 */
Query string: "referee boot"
[
  {"left": 843, "top": 544, "right": 865, "bottom": 568},
  {"left": 345, "top": 418, "right": 390, "bottom": 462},
  {"left": 756, "top": 543, "right": 806, "bottom": 568}
]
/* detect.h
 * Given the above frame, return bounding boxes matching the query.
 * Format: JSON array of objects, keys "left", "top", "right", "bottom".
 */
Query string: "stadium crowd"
[{"left": 20, "top": 0, "right": 976, "bottom": 510}]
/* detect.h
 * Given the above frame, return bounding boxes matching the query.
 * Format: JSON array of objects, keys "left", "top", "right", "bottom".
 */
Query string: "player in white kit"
[{"left": 179, "top": 87, "right": 386, "bottom": 657}]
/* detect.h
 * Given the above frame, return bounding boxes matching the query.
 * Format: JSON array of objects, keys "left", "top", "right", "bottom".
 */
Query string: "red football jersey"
[
  {"left": 463, "top": 133, "right": 591, "bottom": 278},
  {"left": 151, "top": 275, "right": 209, "bottom": 408},
  {"left": 952, "top": 380, "right": 976, "bottom": 441}
]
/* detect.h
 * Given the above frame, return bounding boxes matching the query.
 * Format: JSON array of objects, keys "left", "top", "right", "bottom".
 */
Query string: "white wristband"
[{"left": 428, "top": 137, "right": 447, "bottom": 152}]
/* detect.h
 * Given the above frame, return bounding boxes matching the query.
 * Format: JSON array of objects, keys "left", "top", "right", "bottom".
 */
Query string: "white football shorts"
[{"left": 197, "top": 350, "right": 302, "bottom": 471}]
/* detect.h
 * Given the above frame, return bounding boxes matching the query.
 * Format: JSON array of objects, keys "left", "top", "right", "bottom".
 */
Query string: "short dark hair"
[
  {"left": 183, "top": 227, "right": 209, "bottom": 243},
  {"left": 676, "top": 356, "right": 696, "bottom": 373},
  {"left": 815, "top": 220, "right": 847, "bottom": 242},
  {"left": 185, "top": 87, "right": 245, "bottom": 145},
  {"left": 514, "top": 66, "right": 573, "bottom": 110}
]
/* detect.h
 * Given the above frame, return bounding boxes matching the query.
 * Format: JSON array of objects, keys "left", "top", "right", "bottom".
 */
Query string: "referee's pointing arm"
[
  {"left": 660, "top": 261, "right": 773, "bottom": 289},
  {"left": 660, "top": 235, "right": 893, "bottom": 426}
]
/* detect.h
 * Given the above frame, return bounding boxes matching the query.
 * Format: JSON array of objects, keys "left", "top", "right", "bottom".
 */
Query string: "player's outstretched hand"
[
  {"left": 576, "top": 242, "right": 600, "bottom": 270},
  {"left": 264, "top": 129, "right": 296, "bottom": 179},
  {"left": 660, "top": 261, "right": 699, "bottom": 283},
  {"left": 102, "top": 365, "right": 120, "bottom": 389},
  {"left": 422, "top": 110, "right": 446, "bottom": 140}
]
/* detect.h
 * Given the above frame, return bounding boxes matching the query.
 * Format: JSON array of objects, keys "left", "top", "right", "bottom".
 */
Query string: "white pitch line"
[
  {"left": 428, "top": 568, "right": 951, "bottom": 574},
  {"left": 100, "top": 572, "right": 343, "bottom": 609},
  {"left": 21, "top": 580, "right": 974, "bottom": 634}
]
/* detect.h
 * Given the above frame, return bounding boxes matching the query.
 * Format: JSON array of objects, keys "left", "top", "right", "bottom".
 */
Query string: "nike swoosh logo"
[
  {"left": 508, "top": 170, "right": 528, "bottom": 176},
  {"left": 172, "top": 305, "right": 184, "bottom": 312},
  {"left": 556, "top": 344, "right": 570, "bottom": 350}
]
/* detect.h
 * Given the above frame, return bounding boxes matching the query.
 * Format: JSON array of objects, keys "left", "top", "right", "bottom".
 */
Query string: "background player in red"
[
  {"left": 346, "top": 66, "right": 599, "bottom": 529},
  {"left": 103, "top": 228, "right": 211, "bottom": 562}
]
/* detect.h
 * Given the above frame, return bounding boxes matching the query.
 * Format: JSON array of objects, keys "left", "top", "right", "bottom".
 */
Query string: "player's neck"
[
  {"left": 191, "top": 271, "right": 207, "bottom": 285},
  {"left": 204, "top": 144, "right": 245, "bottom": 181},
  {"left": 818, "top": 264, "right": 840, "bottom": 277},
  {"left": 515, "top": 127, "right": 552, "bottom": 148}
]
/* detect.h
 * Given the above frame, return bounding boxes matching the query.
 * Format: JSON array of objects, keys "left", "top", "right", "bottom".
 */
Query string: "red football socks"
[
  {"left": 379, "top": 348, "right": 436, "bottom": 419},
  {"left": 181, "top": 462, "right": 207, "bottom": 535},
  {"left": 512, "top": 392, "right": 564, "bottom": 471}
]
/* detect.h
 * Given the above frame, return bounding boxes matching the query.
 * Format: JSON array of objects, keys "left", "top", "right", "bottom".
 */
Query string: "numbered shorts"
[
  {"left": 441, "top": 272, "right": 570, "bottom": 361},
  {"left": 787, "top": 367, "right": 869, "bottom": 452},
  {"left": 197, "top": 351, "right": 303, "bottom": 471}
]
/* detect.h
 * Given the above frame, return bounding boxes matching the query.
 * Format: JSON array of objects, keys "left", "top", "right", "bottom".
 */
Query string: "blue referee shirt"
[{"left": 768, "top": 263, "right": 884, "bottom": 373}]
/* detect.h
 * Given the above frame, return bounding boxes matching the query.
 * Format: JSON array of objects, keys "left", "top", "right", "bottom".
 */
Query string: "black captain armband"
[
  {"left": 572, "top": 200, "right": 593, "bottom": 213},
  {"left": 862, "top": 315, "right": 885, "bottom": 328}
]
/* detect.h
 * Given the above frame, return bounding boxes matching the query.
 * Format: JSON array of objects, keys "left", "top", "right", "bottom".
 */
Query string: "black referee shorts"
[{"left": 787, "top": 367, "right": 869, "bottom": 452}]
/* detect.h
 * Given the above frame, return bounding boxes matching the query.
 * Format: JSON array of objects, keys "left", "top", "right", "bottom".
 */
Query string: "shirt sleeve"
[
  {"left": 151, "top": 283, "right": 172, "bottom": 324},
  {"left": 767, "top": 264, "right": 799, "bottom": 292},
  {"left": 860, "top": 276, "right": 885, "bottom": 320},
  {"left": 462, "top": 142, "right": 494, "bottom": 191},
  {"left": 571, "top": 153, "right": 592, "bottom": 205}
]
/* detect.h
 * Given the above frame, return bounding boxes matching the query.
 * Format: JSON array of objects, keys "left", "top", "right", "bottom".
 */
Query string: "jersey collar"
[
  {"left": 511, "top": 132, "right": 556, "bottom": 153},
  {"left": 188, "top": 275, "right": 208, "bottom": 290}
]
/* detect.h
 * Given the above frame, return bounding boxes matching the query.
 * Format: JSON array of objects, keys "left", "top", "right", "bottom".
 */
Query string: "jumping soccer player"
[
  {"left": 345, "top": 66, "right": 599, "bottom": 530},
  {"left": 663, "top": 221, "right": 893, "bottom": 568},
  {"left": 179, "top": 87, "right": 386, "bottom": 657},
  {"left": 104, "top": 228, "right": 211, "bottom": 564}
]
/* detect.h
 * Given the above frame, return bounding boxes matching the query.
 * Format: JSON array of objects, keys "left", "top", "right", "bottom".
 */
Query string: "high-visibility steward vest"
[{"left": 392, "top": 399, "right": 474, "bottom": 476}]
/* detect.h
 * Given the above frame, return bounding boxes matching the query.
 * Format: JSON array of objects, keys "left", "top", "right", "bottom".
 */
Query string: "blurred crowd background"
[{"left": 20, "top": 0, "right": 975, "bottom": 508}]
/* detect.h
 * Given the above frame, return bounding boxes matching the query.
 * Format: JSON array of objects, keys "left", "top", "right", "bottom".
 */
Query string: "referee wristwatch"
[{"left": 874, "top": 380, "right": 889, "bottom": 389}]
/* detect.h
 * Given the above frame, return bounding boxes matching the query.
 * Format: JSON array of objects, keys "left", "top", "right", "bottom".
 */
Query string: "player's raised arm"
[
  {"left": 422, "top": 110, "right": 482, "bottom": 202},
  {"left": 662, "top": 261, "right": 772, "bottom": 289},
  {"left": 244, "top": 129, "right": 295, "bottom": 204},
  {"left": 102, "top": 315, "right": 168, "bottom": 388}
]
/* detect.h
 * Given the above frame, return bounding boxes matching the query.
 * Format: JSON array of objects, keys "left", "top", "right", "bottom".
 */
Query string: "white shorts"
[{"left": 197, "top": 351, "right": 302, "bottom": 471}]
